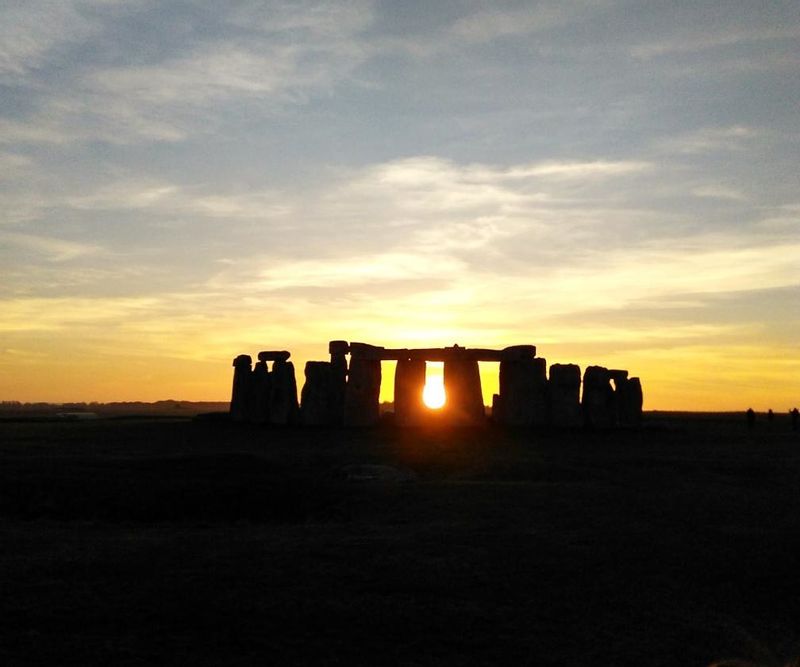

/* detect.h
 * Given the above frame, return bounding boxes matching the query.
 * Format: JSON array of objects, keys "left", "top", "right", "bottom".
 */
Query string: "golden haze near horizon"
[{"left": 1, "top": 323, "right": 796, "bottom": 411}]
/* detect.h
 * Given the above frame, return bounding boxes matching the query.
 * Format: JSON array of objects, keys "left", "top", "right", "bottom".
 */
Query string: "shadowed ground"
[{"left": 1, "top": 414, "right": 799, "bottom": 666}]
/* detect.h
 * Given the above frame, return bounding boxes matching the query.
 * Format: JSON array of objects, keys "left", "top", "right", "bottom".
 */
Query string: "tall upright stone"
[
  {"left": 329, "top": 341, "right": 349, "bottom": 425},
  {"left": 548, "top": 363, "right": 582, "bottom": 427},
  {"left": 617, "top": 376, "right": 643, "bottom": 428},
  {"left": 344, "top": 357, "right": 382, "bottom": 426},
  {"left": 444, "top": 358, "right": 485, "bottom": 425},
  {"left": 269, "top": 359, "right": 299, "bottom": 425},
  {"left": 250, "top": 359, "right": 272, "bottom": 424},
  {"left": 582, "top": 365, "right": 616, "bottom": 429},
  {"left": 230, "top": 354, "right": 253, "bottom": 422},
  {"left": 394, "top": 359, "right": 426, "bottom": 426},
  {"left": 300, "top": 361, "right": 333, "bottom": 426},
  {"left": 496, "top": 357, "right": 547, "bottom": 426}
]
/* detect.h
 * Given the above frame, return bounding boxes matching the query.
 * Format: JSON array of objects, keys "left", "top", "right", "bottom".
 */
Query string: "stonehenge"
[
  {"left": 394, "top": 359, "right": 427, "bottom": 426},
  {"left": 494, "top": 355, "right": 547, "bottom": 426},
  {"left": 229, "top": 351, "right": 298, "bottom": 425},
  {"left": 582, "top": 366, "right": 617, "bottom": 429},
  {"left": 300, "top": 361, "right": 333, "bottom": 426},
  {"left": 343, "top": 355, "right": 382, "bottom": 426},
  {"left": 548, "top": 364, "right": 582, "bottom": 427},
  {"left": 230, "top": 354, "right": 253, "bottom": 423},
  {"left": 230, "top": 341, "right": 643, "bottom": 429},
  {"left": 444, "top": 357, "right": 485, "bottom": 425}
]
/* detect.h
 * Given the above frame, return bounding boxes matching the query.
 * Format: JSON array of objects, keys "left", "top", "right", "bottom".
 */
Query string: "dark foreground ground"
[{"left": 1, "top": 413, "right": 799, "bottom": 666}]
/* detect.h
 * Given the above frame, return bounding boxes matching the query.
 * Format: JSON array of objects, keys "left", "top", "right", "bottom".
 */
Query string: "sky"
[{"left": 1, "top": 0, "right": 798, "bottom": 410}]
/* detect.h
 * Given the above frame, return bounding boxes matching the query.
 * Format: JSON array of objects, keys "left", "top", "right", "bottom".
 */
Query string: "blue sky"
[{"left": 1, "top": 0, "right": 798, "bottom": 407}]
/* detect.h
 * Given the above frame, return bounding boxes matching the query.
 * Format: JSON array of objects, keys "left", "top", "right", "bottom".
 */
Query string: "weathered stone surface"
[
  {"left": 230, "top": 354, "right": 252, "bottom": 422},
  {"left": 269, "top": 359, "right": 298, "bottom": 425},
  {"left": 349, "top": 342, "right": 385, "bottom": 360},
  {"left": 444, "top": 359, "right": 485, "bottom": 425},
  {"left": 609, "top": 369, "right": 629, "bottom": 384},
  {"left": 491, "top": 394, "right": 504, "bottom": 421},
  {"left": 379, "top": 346, "right": 536, "bottom": 362},
  {"left": 250, "top": 360, "right": 272, "bottom": 424},
  {"left": 496, "top": 357, "right": 547, "bottom": 425},
  {"left": 548, "top": 363, "right": 582, "bottom": 427},
  {"left": 257, "top": 350, "right": 290, "bottom": 362},
  {"left": 394, "top": 359, "right": 426, "bottom": 426},
  {"left": 301, "top": 361, "right": 334, "bottom": 426},
  {"left": 328, "top": 340, "right": 350, "bottom": 355},
  {"left": 616, "top": 376, "right": 643, "bottom": 428},
  {"left": 344, "top": 357, "right": 381, "bottom": 426},
  {"left": 500, "top": 345, "right": 537, "bottom": 361},
  {"left": 329, "top": 352, "right": 347, "bottom": 425},
  {"left": 582, "top": 365, "right": 616, "bottom": 429}
]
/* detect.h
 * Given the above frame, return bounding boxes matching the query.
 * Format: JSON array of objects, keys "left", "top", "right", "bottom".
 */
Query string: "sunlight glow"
[{"left": 423, "top": 376, "right": 446, "bottom": 409}]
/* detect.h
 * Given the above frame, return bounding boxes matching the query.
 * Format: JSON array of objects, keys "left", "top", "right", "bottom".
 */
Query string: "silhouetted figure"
[
  {"left": 791, "top": 407, "right": 799, "bottom": 431},
  {"left": 767, "top": 408, "right": 774, "bottom": 428},
  {"left": 746, "top": 407, "right": 755, "bottom": 430}
]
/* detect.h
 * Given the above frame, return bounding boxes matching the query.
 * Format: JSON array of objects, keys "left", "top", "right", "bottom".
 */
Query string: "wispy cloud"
[
  {"left": 0, "top": 0, "right": 95, "bottom": 79},
  {"left": 66, "top": 179, "right": 292, "bottom": 219},
  {"left": 656, "top": 126, "right": 761, "bottom": 155},
  {"left": 691, "top": 185, "right": 747, "bottom": 201},
  {"left": 0, "top": 152, "right": 31, "bottom": 178},
  {"left": 448, "top": 0, "right": 611, "bottom": 44},
  {"left": 0, "top": 232, "right": 102, "bottom": 262},
  {"left": 2, "top": 1, "right": 375, "bottom": 144},
  {"left": 631, "top": 24, "right": 800, "bottom": 59}
]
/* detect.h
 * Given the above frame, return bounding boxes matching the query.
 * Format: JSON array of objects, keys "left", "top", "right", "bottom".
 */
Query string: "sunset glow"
[
  {"left": 423, "top": 377, "right": 446, "bottom": 410},
  {"left": 0, "top": 2, "right": 798, "bottom": 410}
]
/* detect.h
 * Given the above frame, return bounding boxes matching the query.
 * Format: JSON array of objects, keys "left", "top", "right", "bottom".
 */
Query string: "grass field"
[{"left": 1, "top": 414, "right": 799, "bottom": 666}]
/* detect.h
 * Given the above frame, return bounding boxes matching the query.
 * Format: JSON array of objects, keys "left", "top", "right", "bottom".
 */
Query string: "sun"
[{"left": 422, "top": 376, "right": 446, "bottom": 409}]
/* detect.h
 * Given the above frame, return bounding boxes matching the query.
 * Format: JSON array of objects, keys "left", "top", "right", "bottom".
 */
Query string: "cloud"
[
  {"left": 631, "top": 24, "right": 800, "bottom": 59},
  {"left": 1, "top": 1, "right": 375, "bottom": 144},
  {"left": 0, "top": 152, "right": 32, "bottom": 179},
  {"left": 0, "top": 296, "right": 159, "bottom": 332},
  {"left": 655, "top": 126, "right": 761, "bottom": 155},
  {"left": 448, "top": 0, "right": 611, "bottom": 44},
  {"left": 66, "top": 179, "right": 293, "bottom": 220},
  {"left": 0, "top": 232, "right": 102, "bottom": 262},
  {"left": 0, "top": 1, "right": 94, "bottom": 79},
  {"left": 691, "top": 185, "right": 747, "bottom": 201}
]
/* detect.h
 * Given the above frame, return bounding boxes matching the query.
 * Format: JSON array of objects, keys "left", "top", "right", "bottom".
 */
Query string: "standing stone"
[
  {"left": 582, "top": 366, "right": 616, "bottom": 429},
  {"left": 250, "top": 359, "right": 272, "bottom": 424},
  {"left": 329, "top": 341, "right": 349, "bottom": 425},
  {"left": 269, "top": 359, "right": 299, "bottom": 425},
  {"left": 548, "top": 364, "right": 582, "bottom": 427},
  {"left": 394, "top": 359, "right": 426, "bottom": 426},
  {"left": 497, "top": 358, "right": 547, "bottom": 426},
  {"left": 444, "top": 358, "right": 485, "bottom": 425},
  {"left": 617, "top": 377, "right": 643, "bottom": 428},
  {"left": 230, "top": 354, "right": 253, "bottom": 422},
  {"left": 328, "top": 340, "right": 350, "bottom": 356},
  {"left": 344, "top": 357, "right": 382, "bottom": 426},
  {"left": 301, "top": 361, "right": 333, "bottom": 426},
  {"left": 258, "top": 350, "right": 291, "bottom": 362},
  {"left": 491, "top": 393, "right": 506, "bottom": 422}
]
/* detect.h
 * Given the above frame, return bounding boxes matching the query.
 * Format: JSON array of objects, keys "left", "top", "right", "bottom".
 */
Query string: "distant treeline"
[{"left": 0, "top": 400, "right": 230, "bottom": 417}]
